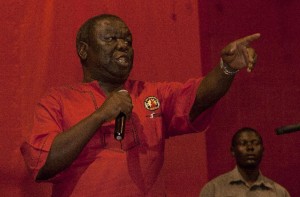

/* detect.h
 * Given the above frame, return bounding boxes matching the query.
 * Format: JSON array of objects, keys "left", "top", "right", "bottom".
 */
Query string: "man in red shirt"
[{"left": 21, "top": 14, "right": 260, "bottom": 196}]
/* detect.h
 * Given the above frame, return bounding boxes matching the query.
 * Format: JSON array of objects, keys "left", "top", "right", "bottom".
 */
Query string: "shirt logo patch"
[{"left": 144, "top": 96, "right": 160, "bottom": 111}]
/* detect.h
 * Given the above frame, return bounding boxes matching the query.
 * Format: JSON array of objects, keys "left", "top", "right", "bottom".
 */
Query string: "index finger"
[
  {"left": 238, "top": 33, "right": 261, "bottom": 46},
  {"left": 117, "top": 89, "right": 129, "bottom": 95},
  {"left": 118, "top": 89, "right": 128, "bottom": 93},
  {"left": 117, "top": 89, "right": 131, "bottom": 100}
]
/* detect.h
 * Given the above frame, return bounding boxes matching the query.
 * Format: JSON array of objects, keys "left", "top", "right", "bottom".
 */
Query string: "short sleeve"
[
  {"left": 157, "top": 78, "right": 214, "bottom": 137},
  {"left": 20, "top": 89, "right": 63, "bottom": 180}
]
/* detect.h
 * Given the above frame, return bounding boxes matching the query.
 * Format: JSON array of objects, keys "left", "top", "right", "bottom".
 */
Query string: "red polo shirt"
[{"left": 21, "top": 79, "right": 212, "bottom": 197}]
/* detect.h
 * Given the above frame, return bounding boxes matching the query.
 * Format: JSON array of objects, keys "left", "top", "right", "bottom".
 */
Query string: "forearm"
[
  {"left": 189, "top": 63, "right": 235, "bottom": 121},
  {"left": 36, "top": 111, "right": 105, "bottom": 181},
  {"left": 189, "top": 33, "right": 260, "bottom": 121}
]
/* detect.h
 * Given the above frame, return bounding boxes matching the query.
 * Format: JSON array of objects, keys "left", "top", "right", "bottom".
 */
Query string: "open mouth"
[{"left": 115, "top": 56, "right": 130, "bottom": 67}]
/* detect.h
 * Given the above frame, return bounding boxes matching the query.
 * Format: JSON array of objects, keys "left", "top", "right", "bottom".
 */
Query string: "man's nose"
[
  {"left": 116, "top": 39, "right": 129, "bottom": 51},
  {"left": 246, "top": 143, "right": 254, "bottom": 150}
]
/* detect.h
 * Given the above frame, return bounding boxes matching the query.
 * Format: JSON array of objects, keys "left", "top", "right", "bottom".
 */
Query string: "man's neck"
[
  {"left": 237, "top": 165, "right": 260, "bottom": 186},
  {"left": 98, "top": 80, "right": 124, "bottom": 95},
  {"left": 82, "top": 74, "right": 126, "bottom": 95}
]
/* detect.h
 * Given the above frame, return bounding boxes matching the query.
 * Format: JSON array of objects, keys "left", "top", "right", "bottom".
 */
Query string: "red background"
[{"left": 1, "top": 0, "right": 299, "bottom": 196}]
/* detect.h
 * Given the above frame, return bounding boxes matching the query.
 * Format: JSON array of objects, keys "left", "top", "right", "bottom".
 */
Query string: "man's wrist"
[{"left": 220, "top": 58, "right": 239, "bottom": 75}]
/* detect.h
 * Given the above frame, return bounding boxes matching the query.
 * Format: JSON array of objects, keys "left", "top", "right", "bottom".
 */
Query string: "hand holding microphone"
[{"left": 96, "top": 89, "right": 133, "bottom": 141}]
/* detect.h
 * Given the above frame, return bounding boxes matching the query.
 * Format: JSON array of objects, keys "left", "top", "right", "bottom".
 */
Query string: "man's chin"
[
  {"left": 242, "top": 163, "right": 259, "bottom": 169},
  {"left": 111, "top": 74, "right": 130, "bottom": 84}
]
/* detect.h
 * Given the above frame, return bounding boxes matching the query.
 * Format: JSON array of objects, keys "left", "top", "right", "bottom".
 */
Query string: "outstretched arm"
[{"left": 189, "top": 33, "right": 260, "bottom": 121}]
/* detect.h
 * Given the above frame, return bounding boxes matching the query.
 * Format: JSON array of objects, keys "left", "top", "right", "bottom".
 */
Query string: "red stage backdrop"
[
  {"left": 199, "top": 1, "right": 300, "bottom": 196},
  {"left": 0, "top": 0, "right": 299, "bottom": 197},
  {"left": 1, "top": 0, "right": 206, "bottom": 196}
]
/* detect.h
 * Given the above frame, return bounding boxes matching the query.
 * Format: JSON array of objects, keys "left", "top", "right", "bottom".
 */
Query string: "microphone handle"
[{"left": 114, "top": 112, "right": 126, "bottom": 141}]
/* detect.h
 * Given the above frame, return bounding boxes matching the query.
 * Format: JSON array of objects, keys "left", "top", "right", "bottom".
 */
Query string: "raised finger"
[{"left": 237, "top": 33, "right": 261, "bottom": 46}]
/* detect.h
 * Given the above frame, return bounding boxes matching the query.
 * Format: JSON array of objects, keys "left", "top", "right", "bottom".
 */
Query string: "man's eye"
[
  {"left": 237, "top": 140, "right": 261, "bottom": 146},
  {"left": 252, "top": 140, "right": 261, "bottom": 145},
  {"left": 125, "top": 39, "right": 132, "bottom": 45},
  {"left": 104, "top": 37, "right": 115, "bottom": 42},
  {"left": 238, "top": 141, "right": 247, "bottom": 146}
]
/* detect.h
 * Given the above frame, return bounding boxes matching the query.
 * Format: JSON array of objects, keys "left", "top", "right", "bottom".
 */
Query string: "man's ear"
[
  {"left": 230, "top": 147, "right": 235, "bottom": 156},
  {"left": 78, "top": 41, "right": 88, "bottom": 61}
]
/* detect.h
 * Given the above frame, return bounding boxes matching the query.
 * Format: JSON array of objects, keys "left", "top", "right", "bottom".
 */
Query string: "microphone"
[
  {"left": 114, "top": 112, "right": 126, "bottom": 141},
  {"left": 275, "top": 123, "right": 300, "bottom": 135}
]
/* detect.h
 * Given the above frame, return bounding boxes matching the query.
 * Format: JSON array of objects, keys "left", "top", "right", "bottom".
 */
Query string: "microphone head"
[
  {"left": 114, "top": 112, "right": 126, "bottom": 141},
  {"left": 114, "top": 134, "right": 123, "bottom": 141}
]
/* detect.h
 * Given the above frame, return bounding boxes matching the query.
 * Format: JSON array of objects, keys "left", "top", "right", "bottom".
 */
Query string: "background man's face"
[{"left": 231, "top": 131, "right": 264, "bottom": 169}]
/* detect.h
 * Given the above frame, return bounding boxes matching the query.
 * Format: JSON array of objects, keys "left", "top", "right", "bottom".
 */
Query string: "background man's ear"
[
  {"left": 230, "top": 147, "right": 235, "bottom": 156},
  {"left": 78, "top": 41, "right": 88, "bottom": 60}
]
